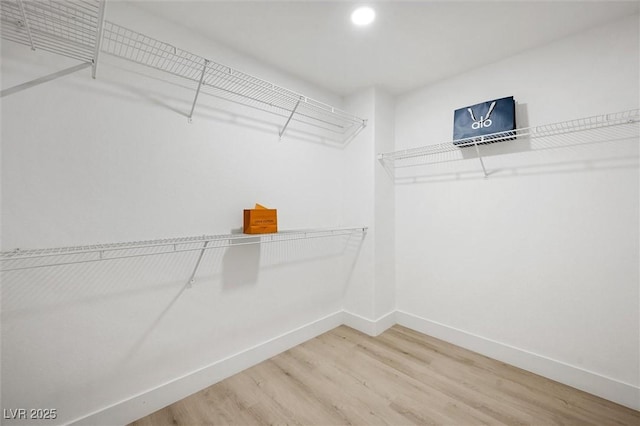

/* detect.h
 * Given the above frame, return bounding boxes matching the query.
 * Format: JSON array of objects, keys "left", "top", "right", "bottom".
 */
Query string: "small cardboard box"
[{"left": 243, "top": 204, "right": 278, "bottom": 234}]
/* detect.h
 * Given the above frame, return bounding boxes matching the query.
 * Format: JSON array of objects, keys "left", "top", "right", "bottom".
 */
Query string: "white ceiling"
[{"left": 131, "top": 1, "right": 639, "bottom": 96}]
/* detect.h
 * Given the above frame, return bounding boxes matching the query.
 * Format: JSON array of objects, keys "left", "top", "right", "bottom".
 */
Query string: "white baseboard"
[
  {"left": 343, "top": 310, "right": 396, "bottom": 336},
  {"left": 395, "top": 310, "right": 640, "bottom": 411},
  {"left": 70, "top": 309, "right": 639, "bottom": 425},
  {"left": 70, "top": 311, "right": 344, "bottom": 426}
]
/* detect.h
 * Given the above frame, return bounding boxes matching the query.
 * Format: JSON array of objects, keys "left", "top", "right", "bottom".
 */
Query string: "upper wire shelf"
[
  {"left": 379, "top": 109, "right": 639, "bottom": 162},
  {"left": 0, "top": 227, "right": 368, "bottom": 273},
  {"left": 0, "top": 0, "right": 105, "bottom": 66},
  {"left": 1, "top": 8, "right": 366, "bottom": 143},
  {"left": 100, "top": 21, "right": 367, "bottom": 144},
  {"left": 378, "top": 109, "right": 639, "bottom": 177}
]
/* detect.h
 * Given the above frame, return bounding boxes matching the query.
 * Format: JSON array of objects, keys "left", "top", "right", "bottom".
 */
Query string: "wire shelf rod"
[
  {"left": 1, "top": 227, "right": 368, "bottom": 261},
  {"left": 28, "top": 31, "right": 94, "bottom": 54},
  {"left": 21, "top": 11, "right": 99, "bottom": 45},
  {"left": 24, "top": 8, "right": 99, "bottom": 34},
  {"left": 193, "top": 86, "right": 359, "bottom": 136},
  {"left": 207, "top": 69, "right": 351, "bottom": 123},
  {"left": 24, "top": 0, "right": 99, "bottom": 21},
  {"left": 0, "top": 227, "right": 368, "bottom": 272},
  {"left": 101, "top": 37, "right": 202, "bottom": 80},
  {"left": 26, "top": 27, "right": 96, "bottom": 53},
  {"left": 57, "top": 0, "right": 100, "bottom": 15},
  {"left": 197, "top": 81, "right": 357, "bottom": 131},
  {"left": 202, "top": 69, "right": 304, "bottom": 112},
  {"left": 196, "top": 80, "right": 357, "bottom": 132},
  {"left": 2, "top": 32, "right": 92, "bottom": 61}
]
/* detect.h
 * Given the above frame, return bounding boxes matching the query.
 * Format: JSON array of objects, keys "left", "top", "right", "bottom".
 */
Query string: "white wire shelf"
[
  {"left": 378, "top": 109, "right": 639, "bottom": 177},
  {"left": 0, "top": 0, "right": 105, "bottom": 65},
  {"left": 1, "top": 9, "right": 366, "bottom": 142},
  {"left": 0, "top": 227, "right": 368, "bottom": 273},
  {"left": 100, "top": 21, "right": 367, "bottom": 143}
]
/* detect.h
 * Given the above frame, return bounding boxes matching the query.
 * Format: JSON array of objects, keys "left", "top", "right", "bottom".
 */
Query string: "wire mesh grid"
[
  {"left": 0, "top": 227, "right": 367, "bottom": 272},
  {"left": 0, "top": 0, "right": 102, "bottom": 62},
  {"left": 379, "top": 109, "right": 640, "bottom": 163},
  {"left": 100, "top": 21, "right": 365, "bottom": 138}
]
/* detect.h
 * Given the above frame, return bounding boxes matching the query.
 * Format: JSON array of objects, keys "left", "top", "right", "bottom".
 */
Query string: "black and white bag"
[{"left": 453, "top": 96, "right": 516, "bottom": 146}]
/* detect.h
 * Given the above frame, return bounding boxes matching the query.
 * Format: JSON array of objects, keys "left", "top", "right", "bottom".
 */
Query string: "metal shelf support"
[
  {"left": 187, "top": 240, "right": 209, "bottom": 287},
  {"left": 474, "top": 138, "right": 488, "bottom": 178},
  {"left": 279, "top": 97, "right": 302, "bottom": 140},
  {"left": 0, "top": 62, "right": 92, "bottom": 97},
  {"left": 91, "top": 0, "right": 107, "bottom": 79},
  {"left": 188, "top": 59, "right": 209, "bottom": 123}
]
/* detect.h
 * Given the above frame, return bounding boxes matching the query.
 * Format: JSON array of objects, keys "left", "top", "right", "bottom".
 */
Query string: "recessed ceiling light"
[{"left": 351, "top": 6, "right": 375, "bottom": 26}]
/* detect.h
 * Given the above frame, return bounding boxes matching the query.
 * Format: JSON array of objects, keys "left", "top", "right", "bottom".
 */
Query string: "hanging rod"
[
  {"left": 99, "top": 21, "right": 367, "bottom": 143},
  {"left": 378, "top": 109, "right": 640, "bottom": 163},
  {"left": 0, "top": 227, "right": 368, "bottom": 272}
]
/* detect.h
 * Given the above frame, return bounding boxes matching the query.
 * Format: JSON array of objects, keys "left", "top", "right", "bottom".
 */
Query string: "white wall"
[
  {"left": 2, "top": 2, "right": 638, "bottom": 423},
  {"left": 342, "top": 88, "right": 376, "bottom": 321},
  {"left": 394, "top": 14, "right": 639, "bottom": 408},
  {"left": 341, "top": 88, "right": 396, "bottom": 334},
  {"left": 373, "top": 89, "right": 395, "bottom": 319},
  {"left": 1, "top": 3, "right": 370, "bottom": 425}
]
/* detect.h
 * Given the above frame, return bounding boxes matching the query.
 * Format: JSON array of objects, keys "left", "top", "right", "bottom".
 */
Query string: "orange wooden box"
[{"left": 243, "top": 204, "right": 278, "bottom": 234}]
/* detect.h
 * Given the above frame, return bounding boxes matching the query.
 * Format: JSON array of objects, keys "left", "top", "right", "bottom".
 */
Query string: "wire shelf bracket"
[
  {"left": 280, "top": 97, "right": 302, "bottom": 140},
  {"left": 187, "top": 240, "right": 209, "bottom": 286},
  {"left": 188, "top": 59, "right": 209, "bottom": 123},
  {"left": 0, "top": 61, "right": 91, "bottom": 97},
  {"left": 91, "top": 0, "right": 106, "bottom": 79},
  {"left": 378, "top": 109, "right": 640, "bottom": 178},
  {"left": 473, "top": 139, "right": 488, "bottom": 178},
  {"left": 0, "top": 0, "right": 107, "bottom": 96}
]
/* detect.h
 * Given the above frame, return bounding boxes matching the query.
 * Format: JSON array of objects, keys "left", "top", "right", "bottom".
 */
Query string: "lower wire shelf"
[{"left": 0, "top": 227, "right": 368, "bottom": 273}]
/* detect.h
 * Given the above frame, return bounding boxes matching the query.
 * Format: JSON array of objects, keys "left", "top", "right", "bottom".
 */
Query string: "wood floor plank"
[
  {"left": 130, "top": 325, "right": 640, "bottom": 426},
  {"left": 371, "top": 327, "right": 587, "bottom": 424},
  {"left": 275, "top": 348, "right": 409, "bottom": 425},
  {"left": 311, "top": 330, "right": 512, "bottom": 425},
  {"left": 386, "top": 326, "right": 635, "bottom": 425},
  {"left": 323, "top": 327, "right": 527, "bottom": 425}
]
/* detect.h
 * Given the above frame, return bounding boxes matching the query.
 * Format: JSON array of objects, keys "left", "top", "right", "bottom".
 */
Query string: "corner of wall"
[
  {"left": 341, "top": 87, "right": 397, "bottom": 325},
  {"left": 343, "top": 310, "right": 396, "bottom": 337}
]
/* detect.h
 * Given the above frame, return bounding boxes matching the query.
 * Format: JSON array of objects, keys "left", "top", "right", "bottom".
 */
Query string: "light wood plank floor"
[{"left": 130, "top": 325, "right": 640, "bottom": 425}]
